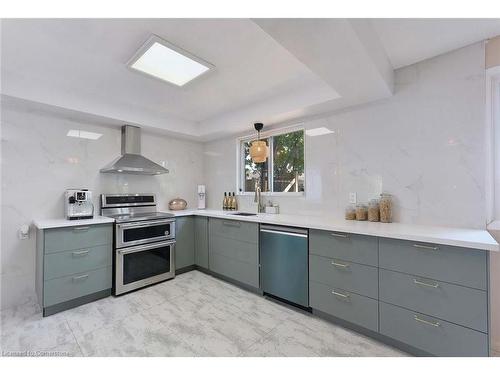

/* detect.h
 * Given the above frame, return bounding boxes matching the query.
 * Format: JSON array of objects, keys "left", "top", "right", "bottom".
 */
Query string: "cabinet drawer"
[
  {"left": 43, "top": 266, "right": 112, "bottom": 306},
  {"left": 309, "top": 229, "right": 378, "bottom": 266},
  {"left": 310, "top": 280, "right": 378, "bottom": 331},
  {"left": 209, "top": 234, "right": 258, "bottom": 265},
  {"left": 209, "top": 253, "right": 259, "bottom": 288},
  {"left": 379, "top": 269, "right": 487, "bottom": 333},
  {"left": 209, "top": 218, "right": 258, "bottom": 244},
  {"left": 309, "top": 254, "right": 378, "bottom": 299},
  {"left": 379, "top": 238, "right": 487, "bottom": 290},
  {"left": 45, "top": 224, "right": 113, "bottom": 254},
  {"left": 44, "top": 244, "right": 112, "bottom": 280},
  {"left": 379, "top": 302, "right": 488, "bottom": 357}
]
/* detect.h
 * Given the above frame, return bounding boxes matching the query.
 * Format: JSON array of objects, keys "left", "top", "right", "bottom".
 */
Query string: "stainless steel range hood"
[{"left": 100, "top": 125, "right": 169, "bottom": 175}]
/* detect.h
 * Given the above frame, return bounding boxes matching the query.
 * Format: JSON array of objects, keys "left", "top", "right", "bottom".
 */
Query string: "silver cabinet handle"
[
  {"left": 413, "top": 278, "right": 439, "bottom": 288},
  {"left": 331, "top": 260, "right": 350, "bottom": 268},
  {"left": 330, "top": 232, "right": 349, "bottom": 238},
  {"left": 414, "top": 315, "right": 440, "bottom": 327},
  {"left": 331, "top": 290, "right": 350, "bottom": 299},
  {"left": 73, "top": 226, "right": 90, "bottom": 232},
  {"left": 72, "top": 274, "right": 89, "bottom": 282},
  {"left": 413, "top": 244, "right": 439, "bottom": 251},
  {"left": 223, "top": 220, "right": 241, "bottom": 227},
  {"left": 72, "top": 250, "right": 90, "bottom": 257}
]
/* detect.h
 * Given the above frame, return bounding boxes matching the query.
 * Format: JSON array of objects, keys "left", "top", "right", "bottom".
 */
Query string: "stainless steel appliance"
[
  {"left": 259, "top": 225, "right": 309, "bottom": 308},
  {"left": 65, "top": 189, "right": 94, "bottom": 220},
  {"left": 101, "top": 193, "right": 175, "bottom": 295},
  {"left": 100, "top": 125, "right": 169, "bottom": 175}
]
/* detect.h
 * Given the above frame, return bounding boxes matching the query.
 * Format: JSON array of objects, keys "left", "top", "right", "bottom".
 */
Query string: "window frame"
[{"left": 236, "top": 125, "right": 306, "bottom": 196}]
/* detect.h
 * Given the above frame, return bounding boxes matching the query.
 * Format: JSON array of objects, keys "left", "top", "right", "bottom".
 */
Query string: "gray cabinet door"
[
  {"left": 175, "top": 216, "right": 195, "bottom": 270},
  {"left": 379, "top": 269, "right": 488, "bottom": 333},
  {"left": 208, "top": 218, "right": 259, "bottom": 288},
  {"left": 194, "top": 216, "right": 209, "bottom": 269},
  {"left": 45, "top": 224, "right": 113, "bottom": 254},
  {"left": 379, "top": 238, "right": 487, "bottom": 290},
  {"left": 379, "top": 302, "right": 488, "bottom": 357},
  {"left": 309, "top": 229, "right": 378, "bottom": 266},
  {"left": 310, "top": 280, "right": 379, "bottom": 331}
]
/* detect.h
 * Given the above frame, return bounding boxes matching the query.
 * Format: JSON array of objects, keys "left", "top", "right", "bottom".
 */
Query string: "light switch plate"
[{"left": 349, "top": 192, "right": 357, "bottom": 204}]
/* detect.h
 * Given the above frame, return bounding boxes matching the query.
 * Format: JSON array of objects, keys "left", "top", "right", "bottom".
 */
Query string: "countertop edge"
[
  {"left": 33, "top": 216, "right": 115, "bottom": 229},
  {"left": 168, "top": 209, "right": 499, "bottom": 252}
]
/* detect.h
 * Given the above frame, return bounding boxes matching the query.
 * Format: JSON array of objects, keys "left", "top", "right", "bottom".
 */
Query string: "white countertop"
[
  {"left": 33, "top": 216, "right": 115, "bottom": 229},
  {"left": 167, "top": 209, "right": 499, "bottom": 251}
]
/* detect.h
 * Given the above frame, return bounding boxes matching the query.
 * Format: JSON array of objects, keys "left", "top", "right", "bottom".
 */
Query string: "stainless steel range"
[{"left": 101, "top": 193, "right": 175, "bottom": 295}]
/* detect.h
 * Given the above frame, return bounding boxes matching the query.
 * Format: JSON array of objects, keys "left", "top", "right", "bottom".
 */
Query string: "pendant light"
[{"left": 249, "top": 123, "right": 269, "bottom": 163}]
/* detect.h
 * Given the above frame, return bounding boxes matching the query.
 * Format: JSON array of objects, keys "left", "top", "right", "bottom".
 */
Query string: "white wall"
[
  {"left": 204, "top": 42, "right": 487, "bottom": 229},
  {"left": 0, "top": 104, "right": 204, "bottom": 310}
]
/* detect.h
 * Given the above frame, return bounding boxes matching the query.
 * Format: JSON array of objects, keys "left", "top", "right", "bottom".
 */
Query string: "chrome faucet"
[{"left": 254, "top": 177, "right": 265, "bottom": 213}]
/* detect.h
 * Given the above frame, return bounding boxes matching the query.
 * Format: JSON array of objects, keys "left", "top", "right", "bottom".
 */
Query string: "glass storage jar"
[
  {"left": 368, "top": 199, "right": 380, "bottom": 222},
  {"left": 379, "top": 193, "right": 393, "bottom": 223},
  {"left": 345, "top": 205, "right": 356, "bottom": 220},
  {"left": 355, "top": 204, "right": 368, "bottom": 221}
]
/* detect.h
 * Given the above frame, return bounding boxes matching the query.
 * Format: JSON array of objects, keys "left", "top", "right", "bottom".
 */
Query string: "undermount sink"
[{"left": 229, "top": 212, "right": 257, "bottom": 216}]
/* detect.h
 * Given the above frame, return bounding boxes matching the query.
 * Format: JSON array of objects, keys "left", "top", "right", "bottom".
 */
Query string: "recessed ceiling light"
[
  {"left": 305, "top": 127, "right": 335, "bottom": 137},
  {"left": 127, "top": 35, "right": 213, "bottom": 87},
  {"left": 67, "top": 130, "right": 103, "bottom": 140}
]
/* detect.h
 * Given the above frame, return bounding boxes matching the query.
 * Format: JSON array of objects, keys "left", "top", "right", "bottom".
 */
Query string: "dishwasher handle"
[{"left": 260, "top": 225, "right": 308, "bottom": 238}]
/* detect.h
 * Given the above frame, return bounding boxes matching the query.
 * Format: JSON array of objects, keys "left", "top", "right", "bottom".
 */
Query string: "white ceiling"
[
  {"left": 2, "top": 18, "right": 500, "bottom": 140},
  {"left": 371, "top": 19, "right": 500, "bottom": 69}
]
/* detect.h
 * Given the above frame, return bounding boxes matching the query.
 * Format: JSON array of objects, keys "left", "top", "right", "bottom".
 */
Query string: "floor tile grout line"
[{"left": 64, "top": 316, "right": 86, "bottom": 357}]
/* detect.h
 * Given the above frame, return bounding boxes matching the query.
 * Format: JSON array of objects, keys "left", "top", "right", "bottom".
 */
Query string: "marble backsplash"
[
  {"left": 204, "top": 42, "right": 487, "bottom": 229},
  {"left": 0, "top": 105, "right": 205, "bottom": 309}
]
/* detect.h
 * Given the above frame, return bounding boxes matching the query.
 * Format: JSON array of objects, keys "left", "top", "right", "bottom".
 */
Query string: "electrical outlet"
[{"left": 349, "top": 192, "right": 357, "bottom": 204}]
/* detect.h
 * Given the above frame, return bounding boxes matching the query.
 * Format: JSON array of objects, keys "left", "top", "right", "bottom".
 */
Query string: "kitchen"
[{"left": 2, "top": 5, "right": 500, "bottom": 370}]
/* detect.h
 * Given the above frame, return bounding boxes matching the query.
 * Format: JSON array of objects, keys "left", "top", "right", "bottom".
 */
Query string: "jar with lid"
[
  {"left": 368, "top": 199, "right": 380, "bottom": 222},
  {"left": 345, "top": 204, "right": 356, "bottom": 220},
  {"left": 379, "top": 193, "right": 393, "bottom": 223},
  {"left": 355, "top": 203, "right": 367, "bottom": 221}
]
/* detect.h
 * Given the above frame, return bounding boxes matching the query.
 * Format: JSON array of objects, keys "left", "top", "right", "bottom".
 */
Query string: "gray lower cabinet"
[
  {"left": 310, "top": 280, "right": 379, "bottom": 331},
  {"left": 379, "top": 269, "right": 488, "bottom": 333},
  {"left": 208, "top": 218, "right": 259, "bottom": 288},
  {"left": 308, "top": 229, "right": 490, "bottom": 357},
  {"left": 194, "top": 216, "right": 209, "bottom": 269},
  {"left": 380, "top": 302, "right": 488, "bottom": 357},
  {"left": 309, "top": 229, "right": 378, "bottom": 266},
  {"left": 175, "top": 216, "right": 195, "bottom": 270},
  {"left": 36, "top": 223, "right": 113, "bottom": 316}
]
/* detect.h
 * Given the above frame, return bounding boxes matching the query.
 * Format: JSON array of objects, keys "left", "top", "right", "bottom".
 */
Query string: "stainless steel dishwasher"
[{"left": 260, "top": 225, "right": 309, "bottom": 308}]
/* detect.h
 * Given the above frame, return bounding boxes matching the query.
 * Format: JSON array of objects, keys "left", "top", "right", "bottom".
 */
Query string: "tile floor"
[{"left": 0, "top": 270, "right": 408, "bottom": 357}]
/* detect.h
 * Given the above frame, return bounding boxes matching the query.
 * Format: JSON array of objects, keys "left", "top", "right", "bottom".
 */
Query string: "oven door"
[
  {"left": 116, "top": 219, "right": 175, "bottom": 248},
  {"left": 115, "top": 240, "right": 175, "bottom": 295}
]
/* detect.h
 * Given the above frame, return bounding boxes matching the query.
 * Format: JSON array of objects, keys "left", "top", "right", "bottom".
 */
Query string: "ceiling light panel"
[
  {"left": 128, "top": 35, "right": 213, "bottom": 87},
  {"left": 67, "top": 130, "right": 103, "bottom": 140},
  {"left": 305, "top": 127, "right": 335, "bottom": 137}
]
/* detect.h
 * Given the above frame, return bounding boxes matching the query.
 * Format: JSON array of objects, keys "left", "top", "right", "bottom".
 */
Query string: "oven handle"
[
  {"left": 117, "top": 219, "right": 175, "bottom": 229},
  {"left": 117, "top": 240, "right": 176, "bottom": 255}
]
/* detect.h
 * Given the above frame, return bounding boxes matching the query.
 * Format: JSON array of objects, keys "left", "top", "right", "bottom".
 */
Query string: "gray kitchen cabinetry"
[
  {"left": 208, "top": 218, "right": 259, "bottom": 289},
  {"left": 309, "top": 230, "right": 379, "bottom": 331},
  {"left": 378, "top": 238, "right": 490, "bottom": 356},
  {"left": 36, "top": 223, "right": 113, "bottom": 316},
  {"left": 175, "top": 216, "right": 195, "bottom": 271},
  {"left": 309, "top": 229, "right": 491, "bottom": 357},
  {"left": 194, "top": 216, "right": 209, "bottom": 269}
]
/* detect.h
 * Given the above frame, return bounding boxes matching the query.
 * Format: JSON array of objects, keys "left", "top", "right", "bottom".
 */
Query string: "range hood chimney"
[{"left": 100, "top": 125, "right": 169, "bottom": 175}]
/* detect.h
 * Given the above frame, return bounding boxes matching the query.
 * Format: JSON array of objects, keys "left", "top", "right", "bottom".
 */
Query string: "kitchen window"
[{"left": 238, "top": 129, "right": 305, "bottom": 194}]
